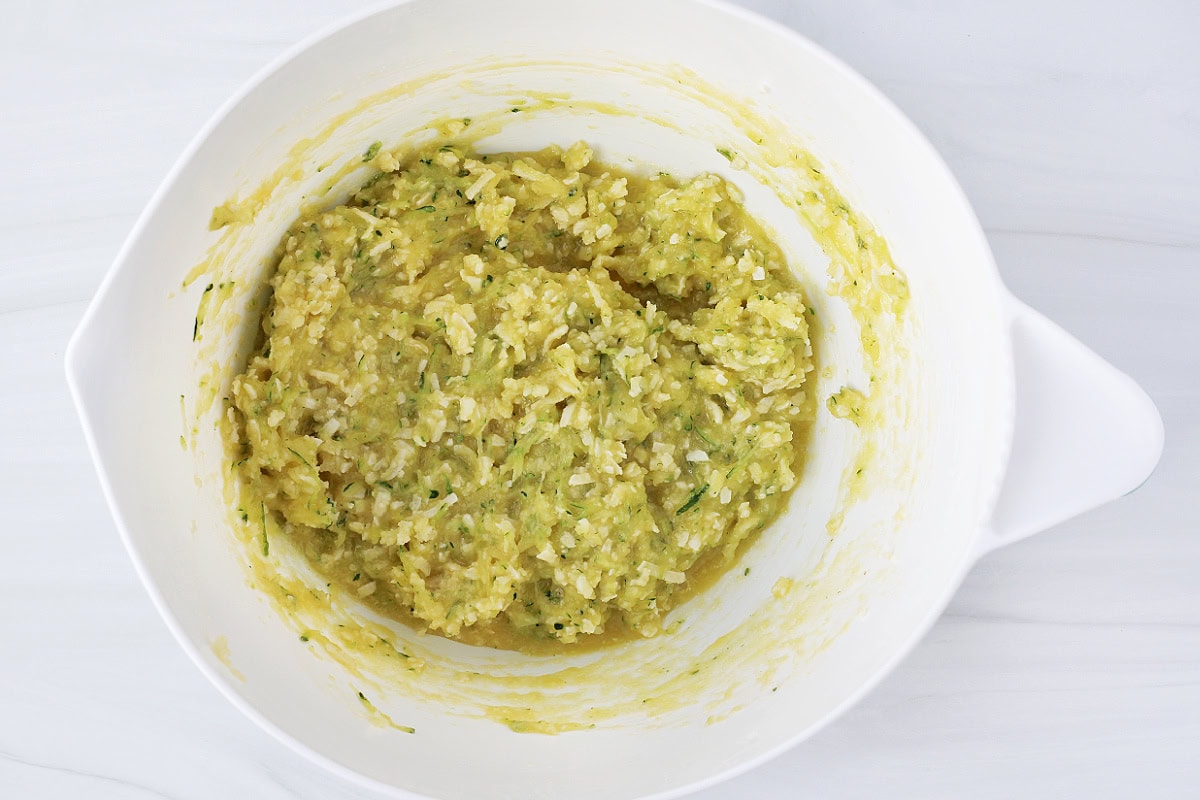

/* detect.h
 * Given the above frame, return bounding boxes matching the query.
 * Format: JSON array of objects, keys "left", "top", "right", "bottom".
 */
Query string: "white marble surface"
[{"left": 2, "top": 1, "right": 1197, "bottom": 797}]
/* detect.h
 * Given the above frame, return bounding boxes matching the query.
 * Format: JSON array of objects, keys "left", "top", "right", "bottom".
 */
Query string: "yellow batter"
[{"left": 226, "top": 140, "right": 814, "bottom": 647}]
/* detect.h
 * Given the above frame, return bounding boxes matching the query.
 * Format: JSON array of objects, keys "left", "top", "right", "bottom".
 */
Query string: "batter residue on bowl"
[{"left": 226, "top": 140, "right": 814, "bottom": 648}]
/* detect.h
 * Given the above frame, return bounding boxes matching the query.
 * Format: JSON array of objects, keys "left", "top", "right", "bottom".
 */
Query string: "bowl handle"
[{"left": 977, "top": 296, "right": 1164, "bottom": 555}]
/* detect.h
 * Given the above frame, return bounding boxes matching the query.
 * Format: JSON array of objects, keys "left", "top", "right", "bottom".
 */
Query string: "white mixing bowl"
[{"left": 65, "top": 1, "right": 1163, "bottom": 798}]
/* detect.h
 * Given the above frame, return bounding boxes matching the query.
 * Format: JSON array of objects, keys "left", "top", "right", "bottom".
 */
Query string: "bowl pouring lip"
[{"left": 64, "top": 0, "right": 1012, "bottom": 797}]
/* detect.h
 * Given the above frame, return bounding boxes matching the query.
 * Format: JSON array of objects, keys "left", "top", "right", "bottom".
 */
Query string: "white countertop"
[{"left": 2, "top": 1, "right": 1197, "bottom": 797}]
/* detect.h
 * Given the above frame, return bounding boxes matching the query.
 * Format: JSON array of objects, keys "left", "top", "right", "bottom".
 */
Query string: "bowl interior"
[{"left": 67, "top": 1, "right": 1011, "bottom": 798}]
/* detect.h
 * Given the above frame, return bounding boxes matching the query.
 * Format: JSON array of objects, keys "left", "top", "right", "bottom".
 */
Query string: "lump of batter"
[{"left": 227, "top": 140, "right": 814, "bottom": 646}]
